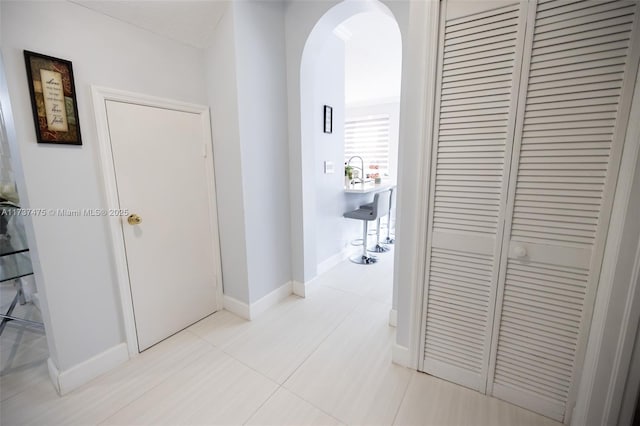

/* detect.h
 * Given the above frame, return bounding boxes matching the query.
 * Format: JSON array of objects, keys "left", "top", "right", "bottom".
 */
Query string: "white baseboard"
[
  {"left": 47, "top": 343, "right": 129, "bottom": 395},
  {"left": 392, "top": 343, "right": 410, "bottom": 368},
  {"left": 223, "top": 295, "right": 251, "bottom": 320},
  {"left": 292, "top": 281, "right": 306, "bottom": 298},
  {"left": 294, "top": 248, "right": 350, "bottom": 299},
  {"left": 317, "top": 247, "right": 350, "bottom": 275},
  {"left": 389, "top": 308, "right": 398, "bottom": 327},
  {"left": 292, "top": 277, "right": 321, "bottom": 298},
  {"left": 250, "top": 281, "right": 292, "bottom": 319},
  {"left": 224, "top": 281, "right": 293, "bottom": 320},
  {"left": 47, "top": 358, "right": 61, "bottom": 394}
]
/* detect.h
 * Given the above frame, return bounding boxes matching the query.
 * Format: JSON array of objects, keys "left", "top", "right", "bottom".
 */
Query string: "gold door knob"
[{"left": 127, "top": 214, "right": 142, "bottom": 225}]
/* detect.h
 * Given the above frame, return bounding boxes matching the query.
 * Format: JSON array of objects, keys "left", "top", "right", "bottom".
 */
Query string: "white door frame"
[
  {"left": 402, "top": 0, "right": 440, "bottom": 372},
  {"left": 91, "top": 86, "right": 223, "bottom": 356}
]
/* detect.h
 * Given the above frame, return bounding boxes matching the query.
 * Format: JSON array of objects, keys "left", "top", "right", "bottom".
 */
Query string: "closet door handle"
[{"left": 514, "top": 245, "right": 527, "bottom": 258}]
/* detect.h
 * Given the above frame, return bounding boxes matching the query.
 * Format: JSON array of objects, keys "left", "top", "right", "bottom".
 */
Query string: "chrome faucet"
[{"left": 347, "top": 156, "right": 365, "bottom": 184}]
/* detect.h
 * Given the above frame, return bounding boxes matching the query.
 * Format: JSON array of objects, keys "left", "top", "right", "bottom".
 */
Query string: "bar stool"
[
  {"left": 359, "top": 187, "right": 394, "bottom": 252},
  {"left": 343, "top": 189, "right": 391, "bottom": 264}
]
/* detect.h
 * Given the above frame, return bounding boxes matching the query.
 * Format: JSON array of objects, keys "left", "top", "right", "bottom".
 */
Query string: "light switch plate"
[{"left": 324, "top": 161, "right": 335, "bottom": 174}]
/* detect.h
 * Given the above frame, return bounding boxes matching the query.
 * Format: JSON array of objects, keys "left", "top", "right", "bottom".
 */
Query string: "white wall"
[
  {"left": 287, "top": 0, "right": 334, "bottom": 284},
  {"left": 0, "top": 14, "right": 15, "bottom": 191},
  {"left": 205, "top": 5, "right": 250, "bottom": 303},
  {"left": 310, "top": 35, "right": 347, "bottom": 264},
  {"left": 207, "top": 1, "right": 292, "bottom": 305},
  {"left": 1, "top": 0, "right": 208, "bottom": 371},
  {"left": 0, "top": 99, "right": 15, "bottom": 189},
  {"left": 233, "top": 0, "right": 292, "bottom": 303}
]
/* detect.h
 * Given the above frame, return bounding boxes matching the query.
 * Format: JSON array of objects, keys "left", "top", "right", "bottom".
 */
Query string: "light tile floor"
[{"left": 0, "top": 249, "right": 560, "bottom": 425}]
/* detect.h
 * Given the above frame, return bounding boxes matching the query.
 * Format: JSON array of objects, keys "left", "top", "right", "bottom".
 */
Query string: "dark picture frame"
[
  {"left": 24, "top": 50, "right": 82, "bottom": 145},
  {"left": 323, "top": 105, "right": 333, "bottom": 134}
]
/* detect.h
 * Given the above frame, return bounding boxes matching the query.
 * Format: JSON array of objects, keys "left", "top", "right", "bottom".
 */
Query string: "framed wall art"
[
  {"left": 24, "top": 50, "right": 82, "bottom": 145},
  {"left": 323, "top": 105, "right": 333, "bottom": 134}
]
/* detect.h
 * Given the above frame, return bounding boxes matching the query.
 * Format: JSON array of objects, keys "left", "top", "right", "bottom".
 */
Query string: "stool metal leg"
[
  {"left": 383, "top": 197, "right": 395, "bottom": 245},
  {"left": 350, "top": 220, "right": 377, "bottom": 264},
  {"left": 368, "top": 217, "right": 390, "bottom": 253}
]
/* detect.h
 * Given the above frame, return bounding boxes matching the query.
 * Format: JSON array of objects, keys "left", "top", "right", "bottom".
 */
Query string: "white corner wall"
[
  {"left": 205, "top": 5, "right": 251, "bottom": 303},
  {"left": 233, "top": 1, "right": 292, "bottom": 304},
  {"left": 1, "top": 0, "right": 208, "bottom": 372},
  {"left": 285, "top": 0, "right": 335, "bottom": 285},
  {"left": 206, "top": 1, "right": 292, "bottom": 306},
  {"left": 205, "top": 1, "right": 291, "bottom": 306}
]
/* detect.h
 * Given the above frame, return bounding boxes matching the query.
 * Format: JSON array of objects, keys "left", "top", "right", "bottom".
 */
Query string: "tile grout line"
[
  {"left": 320, "top": 280, "right": 393, "bottom": 308},
  {"left": 185, "top": 328, "right": 283, "bottom": 390},
  {"left": 390, "top": 368, "right": 415, "bottom": 426},
  {"left": 274, "top": 299, "right": 373, "bottom": 425},
  {"left": 241, "top": 383, "right": 282, "bottom": 426},
  {"left": 185, "top": 322, "right": 325, "bottom": 426},
  {"left": 192, "top": 326, "right": 344, "bottom": 425},
  {"left": 187, "top": 279, "right": 382, "bottom": 425},
  {"left": 191, "top": 297, "right": 302, "bottom": 351},
  {"left": 188, "top": 293, "right": 361, "bottom": 388},
  {"left": 185, "top": 326, "right": 306, "bottom": 425},
  {"left": 318, "top": 256, "right": 395, "bottom": 306},
  {"left": 95, "top": 340, "right": 218, "bottom": 426},
  {"left": 277, "top": 387, "right": 347, "bottom": 426},
  {"left": 279, "top": 295, "right": 400, "bottom": 426},
  {"left": 279, "top": 296, "right": 365, "bottom": 387}
]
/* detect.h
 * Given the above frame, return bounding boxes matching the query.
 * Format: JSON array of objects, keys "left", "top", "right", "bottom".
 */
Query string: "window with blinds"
[{"left": 344, "top": 114, "right": 390, "bottom": 176}]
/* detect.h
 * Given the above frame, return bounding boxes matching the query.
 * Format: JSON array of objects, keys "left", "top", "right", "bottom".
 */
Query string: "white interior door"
[
  {"left": 419, "top": 0, "right": 528, "bottom": 392},
  {"left": 106, "top": 100, "right": 220, "bottom": 351},
  {"left": 488, "top": 1, "right": 640, "bottom": 421},
  {"left": 421, "top": 0, "right": 640, "bottom": 422}
]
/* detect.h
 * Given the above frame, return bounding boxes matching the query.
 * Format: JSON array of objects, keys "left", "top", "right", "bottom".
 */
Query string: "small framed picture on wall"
[
  {"left": 24, "top": 50, "right": 82, "bottom": 145},
  {"left": 323, "top": 105, "right": 333, "bottom": 134}
]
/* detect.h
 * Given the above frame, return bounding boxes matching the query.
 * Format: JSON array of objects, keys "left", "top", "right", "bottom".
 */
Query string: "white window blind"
[{"left": 344, "top": 114, "right": 390, "bottom": 176}]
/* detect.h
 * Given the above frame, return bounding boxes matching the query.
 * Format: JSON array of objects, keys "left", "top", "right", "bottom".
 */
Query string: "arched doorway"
[{"left": 296, "top": 0, "right": 402, "bottom": 287}]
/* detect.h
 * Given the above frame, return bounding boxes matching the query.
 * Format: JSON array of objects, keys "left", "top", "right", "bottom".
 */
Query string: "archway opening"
[{"left": 298, "top": 0, "right": 402, "bottom": 290}]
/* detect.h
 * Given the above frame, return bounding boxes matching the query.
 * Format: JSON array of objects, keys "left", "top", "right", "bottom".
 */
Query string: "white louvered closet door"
[
  {"left": 488, "top": 0, "right": 640, "bottom": 422},
  {"left": 420, "top": 0, "right": 528, "bottom": 392}
]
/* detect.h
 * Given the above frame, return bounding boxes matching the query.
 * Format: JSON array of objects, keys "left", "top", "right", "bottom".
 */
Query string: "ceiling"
[
  {"left": 70, "top": 0, "right": 229, "bottom": 48},
  {"left": 341, "top": 12, "right": 402, "bottom": 105}
]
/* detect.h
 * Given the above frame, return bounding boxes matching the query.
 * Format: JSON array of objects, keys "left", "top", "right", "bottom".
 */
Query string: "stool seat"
[{"left": 343, "top": 208, "right": 374, "bottom": 221}]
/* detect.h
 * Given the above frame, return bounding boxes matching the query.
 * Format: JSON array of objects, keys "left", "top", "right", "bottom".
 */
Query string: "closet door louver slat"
[
  {"left": 420, "top": 1, "right": 527, "bottom": 392},
  {"left": 489, "top": 0, "right": 640, "bottom": 422}
]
